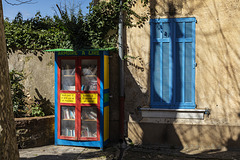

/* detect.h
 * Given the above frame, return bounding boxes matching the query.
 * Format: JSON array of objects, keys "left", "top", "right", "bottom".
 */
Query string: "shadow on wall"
[
  {"left": 8, "top": 49, "right": 45, "bottom": 61},
  {"left": 126, "top": 0, "right": 240, "bottom": 153},
  {"left": 109, "top": 51, "right": 121, "bottom": 142},
  {"left": 192, "top": 0, "right": 240, "bottom": 151},
  {"left": 34, "top": 88, "right": 54, "bottom": 115},
  {"left": 126, "top": 0, "right": 184, "bottom": 148}
]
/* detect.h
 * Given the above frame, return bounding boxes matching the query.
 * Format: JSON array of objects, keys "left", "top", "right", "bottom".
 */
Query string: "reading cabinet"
[{"left": 52, "top": 49, "right": 110, "bottom": 149}]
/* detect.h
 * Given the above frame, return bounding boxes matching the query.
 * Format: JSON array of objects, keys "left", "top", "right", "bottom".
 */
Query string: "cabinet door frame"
[
  {"left": 79, "top": 56, "right": 101, "bottom": 141},
  {"left": 57, "top": 56, "right": 101, "bottom": 141},
  {"left": 57, "top": 56, "right": 80, "bottom": 140}
]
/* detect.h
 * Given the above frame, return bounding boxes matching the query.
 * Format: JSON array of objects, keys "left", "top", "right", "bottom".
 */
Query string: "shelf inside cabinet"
[
  {"left": 82, "top": 75, "right": 97, "bottom": 77},
  {"left": 82, "top": 119, "right": 97, "bottom": 122},
  {"left": 62, "top": 119, "right": 75, "bottom": 121},
  {"left": 63, "top": 75, "right": 75, "bottom": 77}
]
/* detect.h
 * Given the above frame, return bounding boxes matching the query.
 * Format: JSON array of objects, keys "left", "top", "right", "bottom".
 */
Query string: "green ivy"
[
  {"left": 9, "top": 70, "right": 27, "bottom": 117},
  {"left": 5, "top": 0, "right": 149, "bottom": 51},
  {"left": 4, "top": 12, "right": 72, "bottom": 51}
]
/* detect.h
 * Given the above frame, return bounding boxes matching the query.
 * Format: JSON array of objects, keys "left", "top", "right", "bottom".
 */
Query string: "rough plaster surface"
[
  {"left": 126, "top": 0, "right": 240, "bottom": 149},
  {"left": 8, "top": 51, "right": 55, "bottom": 105}
]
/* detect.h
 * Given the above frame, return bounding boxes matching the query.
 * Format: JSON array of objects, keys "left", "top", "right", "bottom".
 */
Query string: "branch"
[
  {"left": 4, "top": 0, "right": 37, "bottom": 6},
  {"left": 56, "top": 4, "right": 62, "bottom": 17}
]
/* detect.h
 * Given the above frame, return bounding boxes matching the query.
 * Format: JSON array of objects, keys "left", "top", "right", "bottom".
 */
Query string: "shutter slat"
[
  {"left": 153, "top": 43, "right": 161, "bottom": 102},
  {"left": 175, "top": 42, "right": 183, "bottom": 102},
  {"left": 184, "top": 42, "right": 193, "bottom": 102},
  {"left": 162, "top": 42, "right": 170, "bottom": 103}
]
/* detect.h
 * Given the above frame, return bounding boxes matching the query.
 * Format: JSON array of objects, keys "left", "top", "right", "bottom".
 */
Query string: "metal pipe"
[{"left": 118, "top": 0, "right": 125, "bottom": 140}]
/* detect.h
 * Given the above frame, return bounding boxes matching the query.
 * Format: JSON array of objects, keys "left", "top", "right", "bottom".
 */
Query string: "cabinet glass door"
[
  {"left": 81, "top": 106, "right": 97, "bottom": 138},
  {"left": 81, "top": 59, "right": 98, "bottom": 91},
  {"left": 61, "top": 59, "right": 76, "bottom": 91},
  {"left": 60, "top": 106, "right": 76, "bottom": 137},
  {"left": 58, "top": 57, "right": 78, "bottom": 140}
]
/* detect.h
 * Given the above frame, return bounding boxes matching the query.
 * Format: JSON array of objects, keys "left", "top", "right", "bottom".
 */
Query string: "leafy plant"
[
  {"left": 10, "top": 70, "right": 48, "bottom": 117},
  {"left": 30, "top": 101, "right": 45, "bottom": 117},
  {"left": 9, "top": 70, "right": 27, "bottom": 117}
]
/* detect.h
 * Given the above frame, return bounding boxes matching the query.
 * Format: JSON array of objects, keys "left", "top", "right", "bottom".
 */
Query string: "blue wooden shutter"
[
  {"left": 150, "top": 18, "right": 196, "bottom": 109},
  {"left": 151, "top": 19, "right": 173, "bottom": 106},
  {"left": 174, "top": 18, "right": 196, "bottom": 108}
]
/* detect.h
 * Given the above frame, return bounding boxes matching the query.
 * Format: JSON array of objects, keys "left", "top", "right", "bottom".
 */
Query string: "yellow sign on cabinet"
[
  {"left": 60, "top": 93, "right": 76, "bottom": 103},
  {"left": 81, "top": 93, "right": 98, "bottom": 104}
]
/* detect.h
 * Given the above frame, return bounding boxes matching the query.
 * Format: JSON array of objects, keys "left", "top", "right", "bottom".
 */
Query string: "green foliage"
[
  {"left": 5, "top": 0, "right": 149, "bottom": 51},
  {"left": 53, "top": 0, "right": 149, "bottom": 49},
  {"left": 30, "top": 101, "right": 45, "bottom": 117},
  {"left": 84, "top": 1, "right": 120, "bottom": 48},
  {"left": 10, "top": 70, "right": 49, "bottom": 117},
  {"left": 54, "top": 3, "right": 88, "bottom": 49},
  {"left": 9, "top": 70, "right": 27, "bottom": 117},
  {"left": 4, "top": 12, "right": 72, "bottom": 51}
]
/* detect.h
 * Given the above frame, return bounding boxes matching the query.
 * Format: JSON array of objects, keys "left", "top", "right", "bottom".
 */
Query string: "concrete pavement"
[
  {"left": 19, "top": 145, "right": 118, "bottom": 160},
  {"left": 19, "top": 144, "right": 240, "bottom": 160}
]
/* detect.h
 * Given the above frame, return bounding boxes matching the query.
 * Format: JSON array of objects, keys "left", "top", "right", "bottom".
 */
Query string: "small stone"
[{"left": 157, "top": 155, "right": 162, "bottom": 158}]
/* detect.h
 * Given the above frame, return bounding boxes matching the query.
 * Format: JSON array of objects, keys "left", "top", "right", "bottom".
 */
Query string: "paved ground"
[
  {"left": 19, "top": 145, "right": 118, "bottom": 160},
  {"left": 19, "top": 144, "right": 240, "bottom": 160}
]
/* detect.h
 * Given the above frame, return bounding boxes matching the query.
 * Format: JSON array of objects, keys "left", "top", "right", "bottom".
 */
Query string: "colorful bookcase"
[{"left": 50, "top": 49, "right": 110, "bottom": 149}]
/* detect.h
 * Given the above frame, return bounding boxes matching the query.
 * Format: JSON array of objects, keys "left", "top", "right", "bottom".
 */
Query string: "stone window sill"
[{"left": 139, "top": 108, "right": 207, "bottom": 120}]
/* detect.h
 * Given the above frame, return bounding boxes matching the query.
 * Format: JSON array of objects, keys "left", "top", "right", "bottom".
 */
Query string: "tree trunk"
[{"left": 0, "top": 0, "right": 19, "bottom": 159}]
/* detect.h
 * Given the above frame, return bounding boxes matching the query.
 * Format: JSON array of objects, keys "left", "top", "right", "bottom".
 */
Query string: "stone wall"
[
  {"left": 15, "top": 115, "right": 55, "bottom": 149},
  {"left": 8, "top": 50, "right": 55, "bottom": 106}
]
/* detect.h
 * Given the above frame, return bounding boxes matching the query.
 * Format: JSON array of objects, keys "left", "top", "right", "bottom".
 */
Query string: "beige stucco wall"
[{"left": 126, "top": 0, "right": 240, "bottom": 149}]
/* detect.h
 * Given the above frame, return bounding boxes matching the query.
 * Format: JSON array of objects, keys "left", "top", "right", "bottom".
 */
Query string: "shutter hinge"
[
  {"left": 194, "top": 62, "right": 197, "bottom": 68},
  {"left": 196, "top": 20, "right": 197, "bottom": 24}
]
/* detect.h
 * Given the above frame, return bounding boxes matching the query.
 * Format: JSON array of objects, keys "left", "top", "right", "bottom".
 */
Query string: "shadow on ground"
[
  {"left": 20, "top": 145, "right": 118, "bottom": 160},
  {"left": 123, "top": 146, "right": 240, "bottom": 160},
  {"left": 20, "top": 153, "right": 79, "bottom": 160},
  {"left": 19, "top": 144, "right": 240, "bottom": 160}
]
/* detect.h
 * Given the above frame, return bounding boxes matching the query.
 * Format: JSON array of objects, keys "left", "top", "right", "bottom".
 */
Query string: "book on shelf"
[
  {"left": 66, "top": 109, "right": 70, "bottom": 119},
  {"left": 81, "top": 75, "right": 97, "bottom": 91},
  {"left": 65, "top": 128, "right": 75, "bottom": 137},
  {"left": 69, "top": 110, "right": 75, "bottom": 119},
  {"left": 89, "top": 82, "right": 97, "bottom": 91},
  {"left": 62, "top": 108, "right": 75, "bottom": 119},
  {"left": 81, "top": 108, "right": 97, "bottom": 120},
  {"left": 70, "top": 68, "right": 75, "bottom": 75},
  {"left": 81, "top": 125, "right": 97, "bottom": 137},
  {"left": 88, "top": 111, "right": 97, "bottom": 120},
  {"left": 82, "top": 65, "right": 97, "bottom": 76}
]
